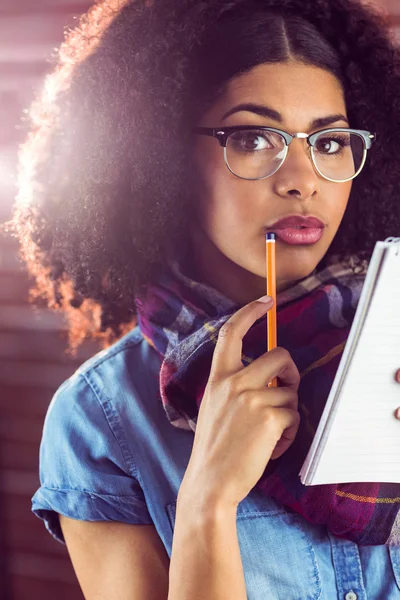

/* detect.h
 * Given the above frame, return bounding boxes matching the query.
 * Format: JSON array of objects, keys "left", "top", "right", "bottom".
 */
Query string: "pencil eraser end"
[{"left": 266, "top": 232, "right": 276, "bottom": 241}]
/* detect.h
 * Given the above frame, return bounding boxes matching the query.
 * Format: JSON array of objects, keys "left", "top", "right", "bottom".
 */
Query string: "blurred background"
[{"left": 0, "top": 1, "right": 398, "bottom": 599}]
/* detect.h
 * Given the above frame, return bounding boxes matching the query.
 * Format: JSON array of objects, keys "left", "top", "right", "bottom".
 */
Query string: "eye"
[
  {"left": 229, "top": 130, "right": 276, "bottom": 152},
  {"left": 314, "top": 134, "right": 349, "bottom": 155}
]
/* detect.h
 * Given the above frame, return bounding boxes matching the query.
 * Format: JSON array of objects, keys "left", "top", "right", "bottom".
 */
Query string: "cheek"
[
  {"left": 193, "top": 148, "right": 255, "bottom": 230},
  {"left": 326, "top": 182, "right": 352, "bottom": 228}
]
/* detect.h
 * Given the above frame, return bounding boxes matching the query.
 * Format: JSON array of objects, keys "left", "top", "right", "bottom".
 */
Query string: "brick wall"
[
  {"left": 0, "top": 3, "right": 94, "bottom": 598},
  {"left": 0, "top": 1, "right": 397, "bottom": 599}
]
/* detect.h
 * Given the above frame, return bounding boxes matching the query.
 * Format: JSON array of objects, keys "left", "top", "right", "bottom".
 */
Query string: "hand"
[
  {"left": 179, "top": 295, "right": 301, "bottom": 510},
  {"left": 395, "top": 369, "right": 400, "bottom": 420}
]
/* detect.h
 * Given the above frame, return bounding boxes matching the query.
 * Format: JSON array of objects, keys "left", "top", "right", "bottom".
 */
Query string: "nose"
[{"left": 272, "top": 139, "right": 320, "bottom": 200}]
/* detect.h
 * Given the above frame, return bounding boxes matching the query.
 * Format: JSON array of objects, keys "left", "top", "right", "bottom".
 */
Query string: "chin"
[
  {"left": 277, "top": 254, "right": 323, "bottom": 283},
  {"left": 248, "top": 244, "right": 326, "bottom": 284}
]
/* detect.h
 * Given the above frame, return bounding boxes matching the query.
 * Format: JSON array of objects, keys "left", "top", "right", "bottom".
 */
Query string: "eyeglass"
[{"left": 193, "top": 126, "right": 376, "bottom": 183}]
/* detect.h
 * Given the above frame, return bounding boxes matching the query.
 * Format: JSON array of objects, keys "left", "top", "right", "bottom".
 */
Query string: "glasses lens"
[
  {"left": 312, "top": 131, "right": 365, "bottom": 181},
  {"left": 226, "top": 129, "right": 287, "bottom": 179}
]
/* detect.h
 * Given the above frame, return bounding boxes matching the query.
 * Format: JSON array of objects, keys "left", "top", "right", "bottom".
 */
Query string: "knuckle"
[
  {"left": 238, "top": 389, "right": 265, "bottom": 413},
  {"left": 284, "top": 388, "right": 297, "bottom": 406},
  {"left": 237, "top": 389, "right": 255, "bottom": 405},
  {"left": 291, "top": 366, "right": 300, "bottom": 382},
  {"left": 262, "top": 405, "right": 276, "bottom": 424},
  {"left": 277, "top": 346, "right": 297, "bottom": 370},
  {"left": 276, "top": 347, "right": 300, "bottom": 384},
  {"left": 226, "top": 377, "right": 241, "bottom": 397},
  {"left": 286, "top": 408, "right": 301, "bottom": 431},
  {"left": 292, "top": 413, "right": 301, "bottom": 433},
  {"left": 292, "top": 408, "right": 301, "bottom": 424},
  {"left": 218, "top": 374, "right": 241, "bottom": 399},
  {"left": 278, "top": 346, "right": 291, "bottom": 361},
  {"left": 218, "top": 321, "right": 235, "bottom": 338}
]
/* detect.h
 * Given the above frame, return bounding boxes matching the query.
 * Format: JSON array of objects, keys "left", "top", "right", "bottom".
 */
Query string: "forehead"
[{"left": 212, "top": 62, "right": 346, "bottom": 126}]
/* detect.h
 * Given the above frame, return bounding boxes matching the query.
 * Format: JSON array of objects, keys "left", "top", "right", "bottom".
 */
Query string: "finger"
[
  {"left": 240, "top": 346, "right": 301, "bottom": 392},
  {"left": 268, "top": 407, "right": 301, "bottom": 460},
  {"left": 395, "top": 407, "right": 400, "bottom": 420},
  {"left": 395, "top": 369, "right": 400, "bottom": 384},
  {"left": 240, "top": 386, "right": 298, "bottom": 411},
  {"left": 210, "top": 296, "right": 274, "bottom": 379}
]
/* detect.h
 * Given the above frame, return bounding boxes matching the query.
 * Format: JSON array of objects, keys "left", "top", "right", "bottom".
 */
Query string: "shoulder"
[
  {"left": 75, "top": 324, "right": 148, "bottom": 378},
  {"left": 50, "top": 324, "right": 157, "bottom": 414},
  {"left": 44, "top": 322, "right": 140, "bottom": 406},
  {"left": 49, "top": 319, "right": 156, "bottom": 421},
  {"left": 32, "top": 326, "right": 156, "bottom": 542},
  {"left": 70, "top": 325, "right": 161, "bottom": 422},
  {"left": 42, "top": 325, "right": 158, "bottom": 479}
]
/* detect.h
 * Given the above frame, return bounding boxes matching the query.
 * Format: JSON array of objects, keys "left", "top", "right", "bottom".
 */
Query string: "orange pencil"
[{"left": 266, "top": 233, "right": 277, "bottom": 387}]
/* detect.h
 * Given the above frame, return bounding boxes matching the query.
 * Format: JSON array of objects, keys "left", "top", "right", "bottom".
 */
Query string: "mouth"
[
  {"left": 265, "top": 215, "right": 325, "bottom": 246},
  {"left": 270, "top": 227, "right": 324, "bottom": 245}
]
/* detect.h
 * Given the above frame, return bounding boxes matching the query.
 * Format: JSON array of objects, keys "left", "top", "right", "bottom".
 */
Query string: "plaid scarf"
[{"left": 135, "top": 253, "right": 400, "bottom": 546}]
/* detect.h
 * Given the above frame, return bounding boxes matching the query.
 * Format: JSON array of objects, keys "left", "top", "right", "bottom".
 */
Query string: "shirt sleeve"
[{"left": 31, "top": 371, "right": 153, "bottom": 544}]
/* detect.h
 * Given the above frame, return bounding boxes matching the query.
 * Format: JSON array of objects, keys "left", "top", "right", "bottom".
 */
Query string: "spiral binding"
[{"left": 385, "top": 237, "right": 400, "bottom": 255}]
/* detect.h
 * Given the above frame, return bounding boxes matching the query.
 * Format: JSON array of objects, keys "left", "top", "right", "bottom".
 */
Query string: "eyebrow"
[{"left": 221, "top": 103, "right": 350, "bottom": 129}]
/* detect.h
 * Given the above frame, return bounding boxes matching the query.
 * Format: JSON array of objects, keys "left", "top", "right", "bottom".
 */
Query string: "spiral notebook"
[{"left": 300, "top": 237, "right": 400, "bottom": 486}]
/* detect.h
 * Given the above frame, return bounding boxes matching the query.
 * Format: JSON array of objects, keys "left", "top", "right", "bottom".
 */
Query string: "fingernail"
[{"left": 257, "top": 295, "right": 273, "bottom": 304}]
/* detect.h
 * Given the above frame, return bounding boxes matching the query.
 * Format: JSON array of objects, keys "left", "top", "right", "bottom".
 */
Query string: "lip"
[
  {"left": 268, "top": 215, "right": 325, "bottom": 230},
  {"left": 265, "top": 215, "right": 325, "bottom": 246},
  {"left": 271, "top": 228, "right": 324, "bottom": 245}
]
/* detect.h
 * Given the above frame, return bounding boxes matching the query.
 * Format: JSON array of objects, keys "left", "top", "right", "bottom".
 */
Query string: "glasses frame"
[{"left": 193, "top": 125, "right": 376, "bottom": 183}]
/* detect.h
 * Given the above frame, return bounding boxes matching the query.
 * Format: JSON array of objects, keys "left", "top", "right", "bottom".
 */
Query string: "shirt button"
[{"left": 345, "top": 592, "right": 358, "bottom": 600}]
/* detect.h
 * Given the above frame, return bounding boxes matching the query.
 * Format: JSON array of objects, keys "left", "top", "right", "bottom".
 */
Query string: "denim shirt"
[{"left": 32, "top": 325, "right": 400, "bottom": 600}]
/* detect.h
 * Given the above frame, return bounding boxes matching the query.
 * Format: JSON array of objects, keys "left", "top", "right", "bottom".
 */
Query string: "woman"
[{"left": 5, "top": 0, "right": 400, "bottom": 598}]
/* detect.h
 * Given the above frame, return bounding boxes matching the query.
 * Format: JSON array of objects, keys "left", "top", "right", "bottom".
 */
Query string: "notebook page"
[
  {"left": 299, "top": 241, "right": 388, "bottom": 483},
  {"left": 305, "top": 243, "right": 400, "bottom": 485}
]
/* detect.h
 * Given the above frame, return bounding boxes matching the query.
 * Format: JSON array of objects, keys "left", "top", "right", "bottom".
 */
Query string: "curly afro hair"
[{"left": 4, "top": 0, "right": 400, "bottom": 355}]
